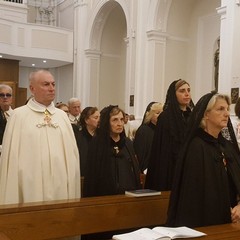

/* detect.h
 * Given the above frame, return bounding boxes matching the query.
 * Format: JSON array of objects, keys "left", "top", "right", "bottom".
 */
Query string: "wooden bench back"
[{"left": 0, "top": 192, "right": 170, "bottom": 239}]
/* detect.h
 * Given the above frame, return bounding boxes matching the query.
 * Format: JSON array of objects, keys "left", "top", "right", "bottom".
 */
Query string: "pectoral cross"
[
  {"left": 44, "top": 109, "right": 51, "bottom": 124},
  {"left": 222, "top": 153, "right": 227, "bottom": 171},
  {"left": 114, "top": 146, "right": 119, "bottom": 155}
]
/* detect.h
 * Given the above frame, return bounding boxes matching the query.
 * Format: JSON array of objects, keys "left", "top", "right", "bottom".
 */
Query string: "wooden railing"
[{"left": 0, "top": 192, "right": 170, "bottom": 239}]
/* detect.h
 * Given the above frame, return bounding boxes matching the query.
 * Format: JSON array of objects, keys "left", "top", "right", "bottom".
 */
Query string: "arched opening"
[
  {"left": 99, "top": 4, "right": 127, "bottom": 108},
  {"left": 88, "top": 2, "right": 127, "bottom": 109}
]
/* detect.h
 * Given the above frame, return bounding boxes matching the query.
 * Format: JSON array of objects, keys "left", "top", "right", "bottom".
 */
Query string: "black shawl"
[
  {"left": 83, "top": 105, "right": 141, "bottom": 197},
  {"left": 166, "top": 92, "right": 240, "bottom": 227}
]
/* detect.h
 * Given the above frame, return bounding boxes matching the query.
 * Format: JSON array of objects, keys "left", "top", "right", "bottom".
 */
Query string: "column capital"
[
  {"left": 85, "top": 49, "right": 102, "bottom": 58},
  {"left": 146, "top": 30, "right": 168, "bottom": 42},
  {"left": 74, "top": 0, "right": 88, "bottom": 8}
]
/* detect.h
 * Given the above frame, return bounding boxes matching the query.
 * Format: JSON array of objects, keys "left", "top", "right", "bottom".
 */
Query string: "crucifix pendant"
[
  {"left": 44, "top": 110, "right": 51, "bottom": 124},
  {"left": 223, "top": 158, "right": 227, "bottom": 171}
]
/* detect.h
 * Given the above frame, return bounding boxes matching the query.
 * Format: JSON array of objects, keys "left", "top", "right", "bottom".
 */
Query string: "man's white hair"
[
  {"left": 68, "top": 98, "right": 80, "bottom": 105},
  {"left": 0, "top": 84, "right": 12, "bottom": 94}
]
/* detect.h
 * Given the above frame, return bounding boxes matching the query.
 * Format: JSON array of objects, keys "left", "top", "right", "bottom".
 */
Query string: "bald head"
[{"left": 29, "top": 70, "right": 55, "bottom": 106}]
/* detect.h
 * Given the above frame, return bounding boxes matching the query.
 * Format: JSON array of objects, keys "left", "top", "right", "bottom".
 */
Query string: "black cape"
[
  {"left": 83, "top": 136, "right": 141, "bottom": 197},
  {"left": 145, "top": 108, "right": 191, "bottom": 190},
  {"left": 133, "top": 122, "right": 155, "bottom": 172},
  {"left": 73, "top": 126, "right": 93, "bottom": 177},
  {"left": 167, "top": 128, "right": 240, "bottom": 227}
]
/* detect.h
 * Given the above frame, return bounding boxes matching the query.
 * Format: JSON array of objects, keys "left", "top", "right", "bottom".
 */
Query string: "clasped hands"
[{"left": 231, "top": 204, "right": 240, "bottom": 223}]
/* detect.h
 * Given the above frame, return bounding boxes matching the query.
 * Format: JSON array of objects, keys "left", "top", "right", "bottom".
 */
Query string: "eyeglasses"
[{"left": 0, "top": 93, "right": 12, "bottom": 98}]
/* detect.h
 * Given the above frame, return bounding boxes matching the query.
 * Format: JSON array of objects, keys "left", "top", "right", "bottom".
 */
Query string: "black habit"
[
  {"left": 133, "top": 122, "right": 155, "bottom": 172},
  {"left": 83, "top": 136, "right": 141, "bottom": 197},
  {"left": 73, "top": 126, "right": 93, "bottom": 177},
  {"left": 145, "top": 107, "right": 191, "bottom": 191},
  {"left": 167, "top": 128, "right": 240, "bottom": 227},
  {"left": 167, "top": 92, "right": 240, "bottom": 228}
]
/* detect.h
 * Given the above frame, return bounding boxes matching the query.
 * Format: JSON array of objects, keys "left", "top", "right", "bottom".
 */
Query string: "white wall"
[
  {"left": 97, "top": 4, "right": 127, "bottom": 110},
  {"left": 187, "top": 0, "right": 221, "bottom": 102},
  {"left": 165, "top": 0, "right": 221, "bottom": 104},
  {"left": 57, "top": 0, "right": 74, "bottom": 30},
  {"left": 55, "top": 64, "right": 74, "bottom": 105},
  {"left": 19, "top": 67, "right": 32, "bottom": 98}
]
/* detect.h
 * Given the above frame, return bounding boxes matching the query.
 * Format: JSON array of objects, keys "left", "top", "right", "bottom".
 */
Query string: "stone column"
[
  {"left": 218, "top": 0, "right": 240, "bottom": 98},
  {"left": 73, "top": 0, "right": 88, "bottom": 103}
]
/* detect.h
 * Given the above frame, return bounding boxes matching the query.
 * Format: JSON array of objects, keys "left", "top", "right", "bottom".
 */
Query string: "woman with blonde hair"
[
  {"left": 230, "top": 97, "right": 240, "bottom": 149},
  {"left": 134, "top": 102, "right": 163, "bottom": 172}
]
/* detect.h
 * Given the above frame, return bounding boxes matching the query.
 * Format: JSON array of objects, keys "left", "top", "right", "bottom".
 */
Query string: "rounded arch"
[
  {"left": 147, "top": 0, "right": 172, "bottom": 31},
  {"left": 86, "top": 0, "right": 130, "bottom": 50},
  {"left": 83, "top": 0, "right": 128, "bottom": 110}
]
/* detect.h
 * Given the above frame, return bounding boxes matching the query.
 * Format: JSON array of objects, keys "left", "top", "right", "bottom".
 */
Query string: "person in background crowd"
[
  {"left": 68, "top": 97, "right": 81, "bottom": 125},
  {"left": 128, "top": 114, "right": 141, "bottom": 141},
  {"left": 230, "top": 97, "right": 240, "bottom": 149},
  {"left": 83, "top": 105, "right": 141, "bottom": 197},
  {"left": 123, "top": 113, "right": 131, "bottom": 138},
  {"left": 167, "top": 92, "right": 240, "bottom": 227},
  {"left": 0, "top": 84, "right": 13, "bottom": 147},
  {"left": 0, "top": 69, "right": 80, "bottom": 204},
  {"left": 74, "top": 106, "right": 100, "bottom": 177},
  {"left": 134, "top": 102, "right": 163, "bottom": 173},
  {"left": 145, "top": 79, "right": 193, "bottom": 191},
  {"left": 56, "top": 102, "right": 69, "bottom": 115}
]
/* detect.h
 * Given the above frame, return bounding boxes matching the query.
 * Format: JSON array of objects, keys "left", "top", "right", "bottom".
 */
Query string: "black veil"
[
  {"left": 163, "top": 79, "right": 194, "bottom": 142},
  {"left": 166, "top": 91, "right": 240, "bottom": 226},
  {"left": 145, "top": 79, "right": 193, "bottom": 190}
]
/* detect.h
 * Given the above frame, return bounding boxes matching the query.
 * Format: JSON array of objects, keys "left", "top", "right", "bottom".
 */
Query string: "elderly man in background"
[
  {"left": 0, "top": 69, "right": 80, "bottom": 204},
  {"left": 68, "top": 97, "right": 81, "bottom": 125},
  {"left": 0, "top": 84, "right": 13, "bottom": 150}
]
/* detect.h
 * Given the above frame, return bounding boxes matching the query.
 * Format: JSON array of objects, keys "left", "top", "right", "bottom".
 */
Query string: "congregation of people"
[{"left": 1, "top": 70, "right": 240, "bottom": 237}]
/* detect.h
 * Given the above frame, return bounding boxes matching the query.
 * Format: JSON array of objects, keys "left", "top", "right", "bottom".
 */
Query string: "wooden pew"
[
  {"left": 0, "top": 191, "right": 170, "bottom": 240},
  {"left": 193, "top": 223, "right": 240, "bottom": 239}
]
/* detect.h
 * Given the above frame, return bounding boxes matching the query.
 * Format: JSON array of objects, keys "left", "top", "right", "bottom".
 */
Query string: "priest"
[{"left": 0, "top": 69, "right": 80, "bottom": 204}]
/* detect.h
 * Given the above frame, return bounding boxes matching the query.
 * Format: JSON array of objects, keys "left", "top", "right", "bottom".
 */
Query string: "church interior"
[
  {"left": 0, "top": 0, "right": 240, "bottom": 239},
  {"left": 2, "top": 0, "right": 238, "bottom": 117}
]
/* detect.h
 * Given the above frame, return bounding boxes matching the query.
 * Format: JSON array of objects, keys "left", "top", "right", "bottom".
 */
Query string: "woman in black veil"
[
  {"left": 134, "top": 102, "right": 163, "bottom": 173},
  {"left": 83, "top": 105, "right": 140, "bottom": 197},
  {"left": 145, "top": 79, "right": 193, "bottom": 191},
  {"left": 167, "top": 92, "right": 240, "bottom": 227},
  {"left": 82, "top": 105, "right": 141, "bottom": 239}
]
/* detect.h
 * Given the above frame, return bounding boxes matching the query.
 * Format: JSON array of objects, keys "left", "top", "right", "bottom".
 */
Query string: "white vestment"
[{"left": 0, "top": 99, "right": 81, "bottom": 204}]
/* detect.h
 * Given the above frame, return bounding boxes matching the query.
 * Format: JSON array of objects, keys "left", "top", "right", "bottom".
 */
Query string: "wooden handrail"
[{"left": 0, "top": 192, "right": 170, "bottom": 239}]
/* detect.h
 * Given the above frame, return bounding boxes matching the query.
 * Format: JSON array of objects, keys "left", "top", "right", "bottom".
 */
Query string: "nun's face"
[
  {"left": 176, "top": 83, "right": 191, "bottom": 110},
  {"left": 86, "top": 110, "right": 100, "bottom": 130},
  {"left": 204, "top": 98, "right": 230, "bottom": 134},
  {"left": 109, "top": 111, "right": 124, "bottom": 135}
]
